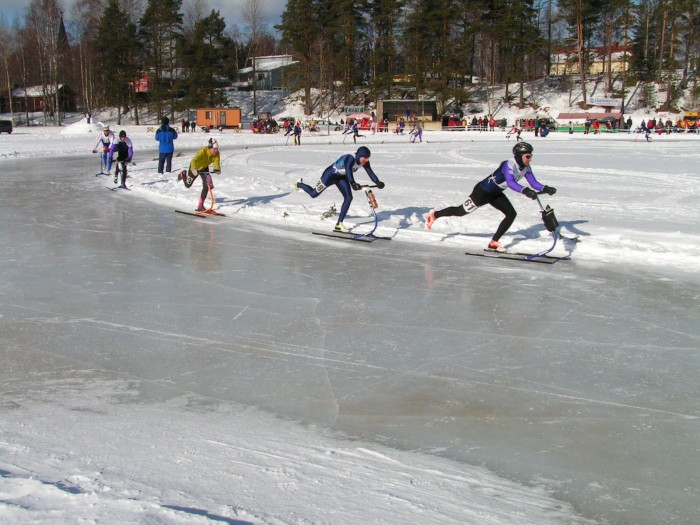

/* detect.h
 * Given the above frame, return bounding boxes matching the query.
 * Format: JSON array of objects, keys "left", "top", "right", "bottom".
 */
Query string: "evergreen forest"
[{"left": 1, "top": 0, "right": 698, "bottom": 125}]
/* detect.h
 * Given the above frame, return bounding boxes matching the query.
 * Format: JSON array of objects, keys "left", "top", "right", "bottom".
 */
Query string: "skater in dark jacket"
[
  {"left": 426, "top": 142, "right": 556, "bottom": 252},
  {"left": 350, "top": 121, "right": 365, "bottom": 143},
  {"left": 110, "top": 130, "right": 133, "bottom": 188},
  {"left": 294, "top": 146, "right": 385, "bottom": 233}
]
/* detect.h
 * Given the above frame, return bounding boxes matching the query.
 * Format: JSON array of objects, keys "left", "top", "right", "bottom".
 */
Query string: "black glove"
[
  {"left": 543, "top": 185, "right": 557, "bottom": 195},
  {"left": 376, "top": 181, "right": 385, "bottom": 189},
  {"left": 213, "top": 169, "right": 221, "bottom": 174},
  {"left": 522, "top": 187, "right": 537, "bottom": 200},
  {"left": 351, "top": 182, "right": 362, "bottom": 191}
]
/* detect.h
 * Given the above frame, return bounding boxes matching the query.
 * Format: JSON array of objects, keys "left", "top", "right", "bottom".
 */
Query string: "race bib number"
[
  {"left": 182, "top": 171, "right": 197, "bottom": 188},
  {"left": 315, "top": 180, "right": 327, "bottom": 193},
  {"left": 462, "top": 197, "right": 478, "bottom": 213}
]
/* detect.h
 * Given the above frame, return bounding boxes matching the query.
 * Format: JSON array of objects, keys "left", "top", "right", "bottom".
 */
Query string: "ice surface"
[{"left": 1, "top": 130, "right": 699, "bottom": 524}]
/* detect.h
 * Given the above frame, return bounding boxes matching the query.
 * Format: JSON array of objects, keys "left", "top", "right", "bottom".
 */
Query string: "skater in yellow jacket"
[{"left": 178, "top": 139, "right": 222, "bottom": 211}]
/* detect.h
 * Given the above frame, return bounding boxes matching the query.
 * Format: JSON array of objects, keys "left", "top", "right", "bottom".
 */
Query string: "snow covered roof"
[
  {"left": 12, "top": 85, "right": 64, "bottom": 97},
  {"left": 517, "top": 112, "right": 552, "bottom": 119},
  {"left": 239, "top": 55, "right": 298, "bottom": 74}
]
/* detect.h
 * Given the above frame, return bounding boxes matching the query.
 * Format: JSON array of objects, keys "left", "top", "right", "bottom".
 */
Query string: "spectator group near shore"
[{"left": 172, "top": 118, "right": 196, "bottom": 132}]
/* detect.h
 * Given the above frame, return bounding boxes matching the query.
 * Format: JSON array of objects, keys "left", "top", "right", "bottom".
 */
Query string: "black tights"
[
  {"left": 115, "top": 161, "right": 127, "bottom": 186},
  {"left": 434, "top": 190, "right": 517, "bottom": 242}
]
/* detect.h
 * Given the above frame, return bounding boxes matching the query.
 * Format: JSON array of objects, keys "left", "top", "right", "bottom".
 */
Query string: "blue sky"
[{"left": 0, "top": 0, "right": 286, "bottom": 31}]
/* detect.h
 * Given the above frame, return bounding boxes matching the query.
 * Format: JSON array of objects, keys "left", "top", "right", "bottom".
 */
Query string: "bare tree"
[
  {"left": 242, "top": 0, "right": 265, "bottom": 114},
  {"left": 0, "top": 18, "right": 16, "bottom": 120},
  {"left": 70, "top": 0, "right": 103, "bottom": 116},
  {"left": 183, "top": 0, "right": 208, "bottom": 37},
  {"left": 24, "top": 0, "right": 64, "bottom": 125}
]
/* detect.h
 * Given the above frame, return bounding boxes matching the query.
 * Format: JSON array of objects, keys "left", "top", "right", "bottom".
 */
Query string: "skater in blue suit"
[{"left": 295, "top": 146, "right": 385, "bottom": 232}]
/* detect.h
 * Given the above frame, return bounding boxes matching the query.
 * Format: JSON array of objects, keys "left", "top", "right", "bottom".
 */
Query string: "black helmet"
[
  {"left": 119, "top": 130, "right": 126, "bottom": 138},
  {"left": 355, "top": 146, "right": 370, "bottom": 162},
  {"left": 512, "top": 142, "right": 534, "bottom": 156}
]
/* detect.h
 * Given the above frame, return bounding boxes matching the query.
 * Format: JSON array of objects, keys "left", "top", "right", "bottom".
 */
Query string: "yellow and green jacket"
[{"left": 190, "top": 146, "right": 221, "bottom": 172}]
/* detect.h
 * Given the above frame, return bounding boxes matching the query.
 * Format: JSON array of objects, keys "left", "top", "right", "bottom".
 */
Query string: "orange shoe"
[
  {"left": 426, "top": 210, "right": 436, "bottom": 230},
  {"left": 488, "top": 240, "right": 506, "bottom": 252}
]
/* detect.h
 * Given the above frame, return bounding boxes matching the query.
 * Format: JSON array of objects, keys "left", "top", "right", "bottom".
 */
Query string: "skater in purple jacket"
[{"left": 426, "top": 142, "right": 556, "bottom": 252}]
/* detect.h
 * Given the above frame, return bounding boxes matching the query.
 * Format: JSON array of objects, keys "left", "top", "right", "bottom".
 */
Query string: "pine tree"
[
  {"left": 367, "top": 0, "right": 404, "bottom": 100},
  {"left": 401, "top": 0, "right": 457, "bottom": 100},
  {"left": 557, "top": 0, "right": 606, "bottom": 107},
  {"left": 178, "top": 9, "right": 231, "bottom": 109},
  {"left": 95, "top": 0, "right": 140, "bottom": 124},
  {"left": 139, "top": 0, "right": 183, "bottom": 120},
  {"left": 277, "top": 0, "right": 318, "bottom": 114}
]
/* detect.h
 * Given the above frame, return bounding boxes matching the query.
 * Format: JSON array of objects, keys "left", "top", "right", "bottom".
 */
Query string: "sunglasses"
[{"left": 523, "top": 154, "right": 533, "bottom": 159}]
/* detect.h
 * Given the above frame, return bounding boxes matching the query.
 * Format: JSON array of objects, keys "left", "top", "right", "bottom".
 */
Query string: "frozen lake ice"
[{"left": 1, "top": 133, "right": 699, "bottom": 524}]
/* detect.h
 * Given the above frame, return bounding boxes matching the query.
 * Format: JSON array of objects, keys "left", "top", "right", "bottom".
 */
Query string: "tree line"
[
  {"left": 1, "top": 0, "right": 699, "bottom": 126},
  {"left": 0, "top": 0, "right": 276, "bottom": 125},
  {"left": 278, "top": 0, "right": 700, "bottom": 113}
]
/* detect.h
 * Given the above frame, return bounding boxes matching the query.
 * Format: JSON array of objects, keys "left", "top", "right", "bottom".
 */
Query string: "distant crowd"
[
  {"left": 179, "top": 119, "right": 197, "bottom": 133},
  {"left": 169, "top": 112, "right": 699, "bottom": 138}
]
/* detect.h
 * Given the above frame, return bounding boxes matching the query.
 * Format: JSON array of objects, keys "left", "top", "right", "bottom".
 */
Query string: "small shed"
[{"left": 196, "top": 107, "right": 242, "bottom": 129}]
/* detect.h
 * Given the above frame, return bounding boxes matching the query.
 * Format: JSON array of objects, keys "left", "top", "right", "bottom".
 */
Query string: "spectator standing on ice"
[
  {"left": 425, "top": 142, "right": 556, "bottom": 253},
  {"left": 294, "top": 146, "right": 385, "bottom": 233},
  {"left": 92, "top": 125, "right": 115, "bottom": 175},
  {"left": 155, "top": 117, "right": 178, "bottom": 174}
]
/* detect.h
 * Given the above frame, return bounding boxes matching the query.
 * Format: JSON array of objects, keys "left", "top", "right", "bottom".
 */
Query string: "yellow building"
[{"left": 550, "top": 43, "right": 632, "bottom": 76}]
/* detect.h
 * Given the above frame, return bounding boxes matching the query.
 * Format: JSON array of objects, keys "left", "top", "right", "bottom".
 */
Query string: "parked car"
[
  {"left": 0, "top": 120, "right": 13, "bottom": 134},
  {"left": 540, "top": 117, "right": 557, "bottom": 130},
  {"left": 305, "top": 118, "right": 342, "bottom": 132}
]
